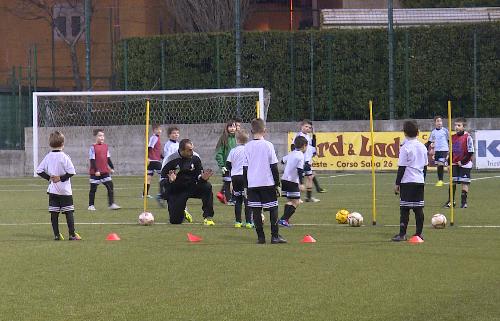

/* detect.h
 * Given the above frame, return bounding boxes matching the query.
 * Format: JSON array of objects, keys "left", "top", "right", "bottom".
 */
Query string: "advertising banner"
[{"left": 475, "top": 130, "right": 500, "bottom": 169}]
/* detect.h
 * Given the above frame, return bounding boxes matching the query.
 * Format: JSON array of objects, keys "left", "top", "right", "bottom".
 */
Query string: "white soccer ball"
[
  {"left": 347, "top": 212, "right": 363, "bottom": 227},
  {"left": 138, "top": 212, "right": 155, "bottom": 226},
  {"left": 431, "top": 213, "right": 447, "bottom": 229}
]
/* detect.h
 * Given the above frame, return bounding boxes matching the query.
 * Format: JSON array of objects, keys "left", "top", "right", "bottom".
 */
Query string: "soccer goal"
[{"left": 31, "top": 88, "right": 268, "bottom": 177}]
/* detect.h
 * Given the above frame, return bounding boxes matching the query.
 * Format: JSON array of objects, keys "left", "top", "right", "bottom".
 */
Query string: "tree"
[
  {"left": 163, "top": 0, "right": 254, "bottom": 32},
  {"left": 7, "top": 0, "right": 93, "bottom": 90}
]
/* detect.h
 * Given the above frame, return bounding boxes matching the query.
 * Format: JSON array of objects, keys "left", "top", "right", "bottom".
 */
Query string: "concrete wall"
[{"left": 2, "top": 118, "right": 498, "bottom": 177}]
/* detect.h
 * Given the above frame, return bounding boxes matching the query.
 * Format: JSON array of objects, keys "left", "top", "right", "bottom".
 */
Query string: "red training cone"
[
  {"left": 106, "top": 233, "right": 121, "bottom": 241},
  {"left": 187, "top": 233, "right": 202, "bottom": 242},
  {"left": 301, "top": 234, "right": 317, "bottom": 243},
  {"left": 408, "top": 235, "right": 424, "bottom": 243}
]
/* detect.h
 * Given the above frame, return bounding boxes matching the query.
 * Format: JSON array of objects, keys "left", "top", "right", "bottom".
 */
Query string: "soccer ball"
[
  {"left": 336, "top": 209, "right": 350, "bottom": 224},
  {"left": 431, "top": 213, "right": 447, "bottom": 229},
  {"left": 347, "top": 212, "right": 363, "bottom": 227},
  {"left": 138, "top": 212, "right": 155, "bottom": 226}
]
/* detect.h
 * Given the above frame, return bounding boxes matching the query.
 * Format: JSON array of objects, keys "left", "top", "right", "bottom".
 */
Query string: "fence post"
[
  {"left": 388, "top": 0, "right": 395, "bottom": 119},
  {"left": 216, "top": 34, "right": 221, "bottom": 88},
  {"left": 123, "top": 40, "right": 128, "bottom": 90},
  {"left": 404, "top": 30, "right": 410, "bottom": 118},
  {"left": 289, "top": 33, "right": 295, "bottom": 120},
  {"left": 473, "top": 28, "right": 478, "bottom": 118},
  {"left": 327, "top": 33, "right": 334, "bottom": 120},
  {"left": 34, "top": 44, "right": 38, "bottom": 91},
  {"left": 161, "top": 40, "right": 166, "bottom": 90},
  {"left": 310, "top": 32, "right": 315, "bottom": 120}
]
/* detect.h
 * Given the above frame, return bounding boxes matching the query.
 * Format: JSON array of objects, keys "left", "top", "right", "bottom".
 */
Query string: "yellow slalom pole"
[
  {"left": 143, "top": 100, "right": 150, "bottom": 213},
  {"left": 256, "top": 100, "right": 260, "bottom": 119},
  {"left": 448, "top": 101, "right": 454, "bottom": 226},
  {"left": 369, "top": 100, "right": 376, "bottom": 225}
]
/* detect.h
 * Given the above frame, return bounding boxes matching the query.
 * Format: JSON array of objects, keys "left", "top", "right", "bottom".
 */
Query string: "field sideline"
[{"left": 0, "top": 172, "right": 499, "bottom": 321}]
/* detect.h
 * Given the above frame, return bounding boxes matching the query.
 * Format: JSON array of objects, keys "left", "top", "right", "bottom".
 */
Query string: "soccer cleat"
[
  {"left": 244, "top": 222, "right": 254, "bottom": 229},
  {"left": 317, "top": 188, "right": 327, "bottom": 193},
  {"left": 444, "top": 201, "right": 456, "bottom": 208},
  {"left": 271, "top": 235, "right": 287, "bottom": 244},
  {"left": 109, "top": 203, "right": 121, "bottom": 210},
  {"left": 54, "top": 233, "right": 64, "bottom": 241},
  {"left": 203, "top": 218, "right": 215, "bottom": 226},
  {"left": 142, "top": 194, "right": 153, "bottom": 199},
  {"left": 257, "top": 238, "right": 266, "bottom": 244},
  {"left": 88, "top": 205, "right": 96, "bottom": 211},
  {"left": 278, "top": 219, "right": 291, "bottom": 227},
  {"left": 305, "top": 197, "right": 320, "bottom": 203},
  {"left": 391, "top": 234, "right": 407, "bottom": 242},
  {"left": 461, "top": 203, "right": 468, "bottom": 209},
  {"left": 184, "top": 210, "right": 193, "bottom": 223},
  {"left": 69, "top": 232, "right": 82, "bottom": 241},
  {"left": 435, "top": 180, "right": 444, "bottom": 187},
  {"left": 234, "top": 222, "right": 243, "bottom": 228},
  {"left": 216, "top": 192, "right": 227, "bottom": 204}
]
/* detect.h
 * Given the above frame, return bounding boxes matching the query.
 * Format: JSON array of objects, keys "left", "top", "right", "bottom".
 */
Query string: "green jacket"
[{"left": 215, "top": 134, "right": 236, "bottom": 169}]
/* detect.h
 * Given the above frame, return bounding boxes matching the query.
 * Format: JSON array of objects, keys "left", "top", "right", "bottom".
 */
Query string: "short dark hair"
[
  {"left": 152, "top": 124, "right": 161, "bottom": 130},
  {"left": 455, "top": 117, "right": 467, "bottom": 125},
  {"left": 251, "top": 118, "right": 265, "bottom": 134},
  {"left": 433, "top": 115, "right": 443, "bottom": 121},
  {"left": 167, "top": 126, "right": 179, "bottom": 135},
  {"left": 301, "top": 119, "right": 312, "bottom": 126},
  {"left": 49, "top": 131, "right": 65, "bottom": 148},
  {"left": 403, "top": 120, "right": 418, "bottom": 138},
  {"left": 179, "top": 138, "right": 192, "bottom": 151},
  {"left": 93, "top": 128, "right": 104, "bottom": 136},
  {"left": 233, "top": 117, "right": 243, "bottom": 124},
  {"left": 293, "top": 136, "right": 308, "bottom": 150},
  {"left": 236, "top": 129, "right": 249, "bottom": 144}
]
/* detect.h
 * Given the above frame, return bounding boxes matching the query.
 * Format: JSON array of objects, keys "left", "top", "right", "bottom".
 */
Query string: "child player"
[
  {"left": 215, "top": 120, "right": 237, "bottom": 204},
  {"left": 144, "top": 124, "right": 163, "bottom": 198},
  {"left": 36, "top": 131, "right": 81, "bottom": 240},
  {"left": 88, "top": 129, "right": 121, "bottom": 211},
  {"left": 426, "top": 116, "right": 449, "bottom": 186},
  {"left": 278, "top": 135, "right": 308, "bottom": 227},
  {"left": 226, "top": 129, "right": 253, "bottom": 228},
  {"left": 392, "top": 120, "right": 428, "bottom": 242},
  {"left": 243, "top": 118, "right": 286, "bottom": 244},
  {"left": 445, "top": 117, "right": 474, "bottom": 209}
]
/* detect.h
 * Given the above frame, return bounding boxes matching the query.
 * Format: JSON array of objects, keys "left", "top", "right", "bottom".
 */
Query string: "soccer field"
[{"left": 0, "top": 172, "right": 499, "bottom": 321}]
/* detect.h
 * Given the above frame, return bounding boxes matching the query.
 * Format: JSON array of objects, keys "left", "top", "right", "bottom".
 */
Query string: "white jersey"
[
  {"left": 36, "top": 150, "right": 76, "bottom": 195},
  {"left": 244, "top": 138, "right": 278, "bottom": 188},
  {"left": 227, "top": 145, "right": 246, "bottom": 176},
  {"left": 162, "top": 140, "right": 179, "bottom": 167},
  {"left": 293, "top": 131, "right": 316, "bottom": 163},
  {"left": 282, "top": 150, "right": 305, "bottom": 184},
  {"left": 398, "top": 138, "right": 428, "bottom": 184},
  {"left": 429, "top": 127, "right": 449, "bottom": 152}
]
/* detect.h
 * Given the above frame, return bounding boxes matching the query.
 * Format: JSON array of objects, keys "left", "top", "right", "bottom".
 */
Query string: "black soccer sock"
[
  {"left": 448, "top": 184, "right": 457, "bottom": 203},
  {"left": 223, "top": 181, "right": 231, "bottom": 201},
  {"left": 244, "top": 197, "right": 252, "bottom": 224},
  {"left": 461, "top": 190, "right": 468, "bottom": 205},
  {"left": 281, "top": 204, "right": 296, "bottom": 221},
  {"left": 313, "top": 176, "right": 322, "bottom": 192},
  {"left": 50, "top": 212, "right": 60, "bottom": 236},
  {"left": 414, "top": 207, "right": 424, "bottom": 236},
  {"left": 234, "top": 195, "right": 243, "bottom": 222},
  {"left": 89, "top": 183, "right": 98, "bottom": 206},
  {"left": 399, "top": 207, "right": 410, "bottom": 236},
  {"left": 306, "top": 189, "right": 312, "bottom": 199},
  {"left": 269, "top": 207, "right": 279, "bottom": 238},
  {"left": 104, "top": 181, "right": 114, "bottom": 205},
  {"left": 437, "top": 166, "right": 444, "bottom": 181},
  {"left": 252, "top": 208, "right": 265, "bottom": 240},
  {"left": 145, "top": 184, "right": 150, "bottom": 196},
  {"left": 65, "top": 211, "right": 75, "bottom": 236}
]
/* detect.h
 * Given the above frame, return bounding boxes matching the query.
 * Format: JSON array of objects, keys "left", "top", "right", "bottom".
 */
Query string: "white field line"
[{"left": 444, "top": 175, "right": 500, "bottom": 185}]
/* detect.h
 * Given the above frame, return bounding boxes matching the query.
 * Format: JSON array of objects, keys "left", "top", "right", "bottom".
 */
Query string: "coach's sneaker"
[
  {"left": 244, "top": 222, "right": 254, "bottom": 229},
  {"left": 278, "top": 219, "right": 291, "bottom": 227},
  {"left": 184, "top": 210, "right": 193, "bottom": 223},
  {"left": 234, "top": 222, "right": 243, "bottom": 228},
  {"left": 54, "top": 233, "right": 64, "bottom": 241},
  {"left": 109, "top": 203, "right": 121, "bottom": 210},
  {"left": 69, "top": 232, "right": 82, "bottom": 241},
  {"left": 461, "top": 203, "right": 468, "bottom": 209},
  {"left": 435, "top": 180, "right": 444, "bottom": 187},
  {"left": 391, "top": 234, "right": 407, "bottom": 242},
  {"left": 216, "top": 191, "right": 227, "bottom": 204},
  {"left": 444, "top": 201, "right": 456, "bottom": 208},
  {"left": 271, "top": 235, "right": 287, "bottom": 244},
  {"left": 203, "top": 218, "right": 215, "bottom": 226},
  {"left": 88, "top": 205, "right": 96, "bottom": 211}
]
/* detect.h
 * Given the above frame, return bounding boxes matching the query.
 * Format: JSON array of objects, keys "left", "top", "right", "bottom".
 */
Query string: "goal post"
[{"left": 32, "top": 88, "right": 267, "bottom": 177}]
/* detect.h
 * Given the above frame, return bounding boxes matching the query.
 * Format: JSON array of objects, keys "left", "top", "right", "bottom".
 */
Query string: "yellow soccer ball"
[{"left": 336, "top": 209, "right": 350, "bottom": 224}]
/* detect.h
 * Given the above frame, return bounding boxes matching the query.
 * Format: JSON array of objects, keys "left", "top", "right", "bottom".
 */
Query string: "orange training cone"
[
  {"left": 408, "top": 235, "right": 424, "bottom": 243},
  {"left": 187, "top": 233, "right": 202, "bottom": 242},
  {"left": 301, "top": 234, "right": 317, "bottom": 243},
  {"left": 106, "top": 233, "right": 121, "bottom": 241}
]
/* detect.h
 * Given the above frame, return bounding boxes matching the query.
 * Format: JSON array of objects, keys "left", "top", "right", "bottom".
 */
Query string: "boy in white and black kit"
[
  {"left": 226, "top": 129, "right": 252, "bottom": 228},
  {"left": 36, "top": 131, "right": 81, "bottom": 241},
  {"left": 279, "top": 135, "right": 308, "bottom": 227},
  {"left": 243, "top": 118, "right": 286, "bottom": 244},
  {"left": 392, "top": 121, "right": 428, "bottom": 242},
  {"left": 425, "top": 116, "right": 449, "bottom": 186}
]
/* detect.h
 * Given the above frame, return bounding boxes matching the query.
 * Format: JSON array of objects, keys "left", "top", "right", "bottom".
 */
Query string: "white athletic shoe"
[
  {"left": 109, "top": 203, "right": 121, "bottom": 210},
  {"left": 88, "top": 205, "right": 96, "bottom": 211},
  {"left": 305, "top": 197, "right": 320, "bottom": 203}
]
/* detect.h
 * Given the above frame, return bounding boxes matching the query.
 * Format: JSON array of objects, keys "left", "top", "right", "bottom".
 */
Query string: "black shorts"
[
  {"left": 452, "top": 165, "right": 471, "bottom": 184},
  {"left": 147, "top": 161, "right": 162, "bottom": 176},
  {"left": 222, "top": 171, "right": 232, "bottom": 182},
  {"left": 231, "top": 175, "right": 244, "bottom": 197},
  {"left": 434, "top": 151, "right": 448, "bottom": 165},
  {"left": 281, "top": 180, "right": 301, "bottom": 199},
  {"left": 48, "top": 193, "right": 74, "bottom": 213},
  {"left": 247, "top": 186, "right": 278, "bottom": 209},
  {"left": 89, "top": 173, "right": 112, "bottom": 184},
  {"left": 399, "top": 183, "right": 424, "bottom": 208},
  {"left": 304, "top": 162, "right": 313, "bottom": 176}
]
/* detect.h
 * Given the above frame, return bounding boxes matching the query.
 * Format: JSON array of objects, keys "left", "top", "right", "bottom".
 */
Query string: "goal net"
[{"left": 31, "top": 88, "right": 268, "bottom": 176}]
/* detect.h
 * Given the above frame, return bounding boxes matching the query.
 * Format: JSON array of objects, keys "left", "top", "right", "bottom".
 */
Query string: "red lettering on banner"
[
  {"left": 317, "top": 135, "right": 344, "bottom": 157},
  {"left": 359, "top": 136, "right": 400, "bottom": 158}
]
